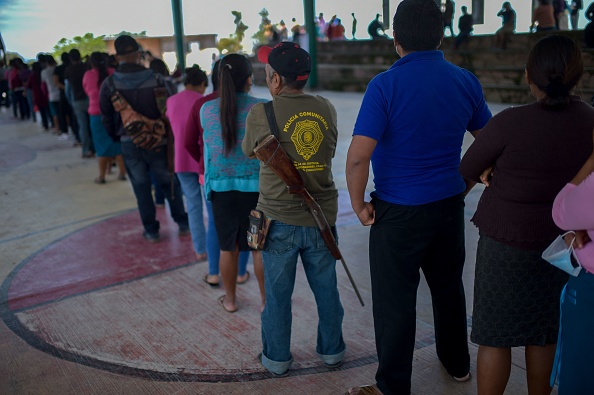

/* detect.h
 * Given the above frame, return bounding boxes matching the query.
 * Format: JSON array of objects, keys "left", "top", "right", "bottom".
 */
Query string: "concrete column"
[
  {"left": 303, "top": 0, "right": 317, "bottom": 89},
  {"left": 171, "top": 0, "right": 185, "bottom": 70}
]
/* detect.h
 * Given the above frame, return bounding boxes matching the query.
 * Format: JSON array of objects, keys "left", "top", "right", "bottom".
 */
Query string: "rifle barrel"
[{"left": 339, "top": 257, "right": 365, "bottom": 306}]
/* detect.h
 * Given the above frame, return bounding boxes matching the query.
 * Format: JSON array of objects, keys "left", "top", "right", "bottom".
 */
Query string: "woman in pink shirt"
[
  {"left": 83, "top": 52, "right": 126, "bottom": 184},
  {"left": 550, "top": 131, "right": 594, "bottom": 394},
  {"left": 166, "top": 66, "right": 208, "bottom": 261}
]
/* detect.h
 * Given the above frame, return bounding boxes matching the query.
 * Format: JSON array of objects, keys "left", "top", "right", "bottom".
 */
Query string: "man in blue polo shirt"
[{"left": 345, "top": 0, "right": 491, "bottom": 394}]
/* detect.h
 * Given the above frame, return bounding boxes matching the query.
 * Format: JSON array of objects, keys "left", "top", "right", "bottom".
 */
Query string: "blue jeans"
[
  {"left": 260, "top": 220, "right": 345, "bottom": 374},
  {"left": 121, "top": 141, "right": 188, "bottom": 235},
  {"left": 203, "top": 185, "right": 249, "bottom": 275},
  {"left": 557, "top": 271, "right": 594, "bottom": 394},
  {"left": 71, "top": 99, "right": 92, "bottom": 155},
  {"left": 176, "top": 172, "right": 206, "bottom": 255}
]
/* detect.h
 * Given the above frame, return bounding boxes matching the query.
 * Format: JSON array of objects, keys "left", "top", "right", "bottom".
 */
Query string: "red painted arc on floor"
[{"left": 0, "top": 196, "right": 432, "bottom": 382}]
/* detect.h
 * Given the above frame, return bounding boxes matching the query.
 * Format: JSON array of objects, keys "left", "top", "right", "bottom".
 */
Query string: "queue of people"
[{"left": 5, "top": 1, "right": 594, "bottom": 393}]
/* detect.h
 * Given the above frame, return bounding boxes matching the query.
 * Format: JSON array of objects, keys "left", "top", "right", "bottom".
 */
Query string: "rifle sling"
[{"left": 263, "top": 101, "right": 280, "bottom": 139}]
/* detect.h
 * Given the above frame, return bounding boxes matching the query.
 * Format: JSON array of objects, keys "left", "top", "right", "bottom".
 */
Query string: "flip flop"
[
  {"left": 202, "top": 274, "right": 219, "bottom": 288},
  {"left": 237, "top": 270, "right": 250, "bottom": 284},
  {"left": 218, "top": 295, "right": 238, "bottom": 313}
]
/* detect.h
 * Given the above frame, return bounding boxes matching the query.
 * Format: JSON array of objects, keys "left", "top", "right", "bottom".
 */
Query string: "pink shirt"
[
  {"left": 83, "top": 68, "right": 114, "bottom": 116},
  {"left": 166, "top": 89, "right": 204, "bottom": 173},
  {"left": 552, "top": 173, "right": 594, "bottom": 273}
]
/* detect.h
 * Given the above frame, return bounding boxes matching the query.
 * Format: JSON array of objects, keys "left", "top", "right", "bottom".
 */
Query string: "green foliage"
[
  {"left": 113, "top": 31, "right": 147, "bottom": 38},
  {"left": 217, "top": 36, "right": 242, "bottom": 54},
  {"left": 52, "top": 33, "right": 106, "bottom": 59},
  {"left": 252, "top": 8, "right": 271, "bottom": 46},
  {"left": 216, "top": 11, "right": 247, "bottom": 54}
]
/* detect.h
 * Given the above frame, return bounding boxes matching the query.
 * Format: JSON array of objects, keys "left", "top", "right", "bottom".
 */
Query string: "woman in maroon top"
[
  {"left": 460, "top": 35, "right": 594, "bottom": 395},
  {"left": 27, "top": 62, "right": 51, "bottom": 131}
]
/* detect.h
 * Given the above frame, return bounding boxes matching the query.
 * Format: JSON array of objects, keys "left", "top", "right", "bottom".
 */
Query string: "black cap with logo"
[{"left": 257, "top": 42, "right": 311, "bottom": 82}]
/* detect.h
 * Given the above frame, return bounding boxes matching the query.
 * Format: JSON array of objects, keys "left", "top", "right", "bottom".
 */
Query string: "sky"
[{"left": 0, "top": 0, "right": 584, "bottom": 66}]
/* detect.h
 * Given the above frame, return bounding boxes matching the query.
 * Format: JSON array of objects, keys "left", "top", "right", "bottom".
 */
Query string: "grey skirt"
[{"left": 470, "top": 234, "right": 568, "bottom": 348}]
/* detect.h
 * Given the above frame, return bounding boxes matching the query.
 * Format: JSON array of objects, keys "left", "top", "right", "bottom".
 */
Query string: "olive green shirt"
[{"left": 242, "top": 93, "right": 338, "bottom": 227}]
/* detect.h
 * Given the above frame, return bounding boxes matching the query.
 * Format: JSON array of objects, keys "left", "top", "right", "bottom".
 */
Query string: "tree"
[
  {"left": 215, "top": 11, "right": 247, "bottom": 54},
  {"left": 52, "top": 33, "right": 106, "bottom": 59},
  {"left": 113, "top": 31, "right": 147, "bottom": 38},
  {"left": 217, "top": 36, "right": 242, "bottom": 54},
  {"left": 252, "top": 8, "right": 273, "bottom": 46}
]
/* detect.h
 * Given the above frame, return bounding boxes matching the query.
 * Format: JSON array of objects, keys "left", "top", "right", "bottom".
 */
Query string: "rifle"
[{"left": 253, "top": 135, "right": 365, "bottom": 307}]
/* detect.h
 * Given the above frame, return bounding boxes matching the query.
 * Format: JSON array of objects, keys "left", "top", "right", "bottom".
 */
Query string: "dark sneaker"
[
  {"left": 453, "top": 372, "right": 471, "bottom": 382},
  {"left": 143, "top": 231, "right": 160, "bottom": 243},
  {"left": 325, "top": 360, "right": 343, "bottom": 369},
  {"left": 178, "top": 225, "right": 190, "bottom": 236}
]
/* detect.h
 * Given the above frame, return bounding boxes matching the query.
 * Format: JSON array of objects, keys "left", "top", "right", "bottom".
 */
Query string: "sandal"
[
  {"left": 237, "top": 271, "right": 250, "bottom": 284},
  {"left": 218, "top": 295, "right": 237, "bottom": 313},
  {"left": 202, "top": 274, "right": 219, "bottom": 287},
  {"left": 94, "top": 177, "right": 106, "bottom": 184}
]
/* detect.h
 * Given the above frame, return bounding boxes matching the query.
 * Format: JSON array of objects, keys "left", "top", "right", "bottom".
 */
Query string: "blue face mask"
[{"left": 542, "top": 232, "right": 582, "bottom": 277}]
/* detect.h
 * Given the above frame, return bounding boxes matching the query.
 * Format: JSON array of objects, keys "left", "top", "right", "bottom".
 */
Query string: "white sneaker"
[{"left": 58, "top": 134, "right": 69, "bottom": 141}]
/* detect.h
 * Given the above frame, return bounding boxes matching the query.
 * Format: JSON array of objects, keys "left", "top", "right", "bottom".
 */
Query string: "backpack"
[{"left": 107, "top": 75, "right": 170, "bottom": 150}]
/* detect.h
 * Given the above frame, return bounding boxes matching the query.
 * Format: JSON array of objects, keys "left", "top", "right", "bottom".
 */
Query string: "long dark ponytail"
[{"left": 218, "top": 54, "right": 252, "bottom": 155}]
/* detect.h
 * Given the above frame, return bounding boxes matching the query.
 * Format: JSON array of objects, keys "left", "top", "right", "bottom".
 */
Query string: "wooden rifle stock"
[{"left": 253, "top": 135, "right": 365, "bottom": 306}]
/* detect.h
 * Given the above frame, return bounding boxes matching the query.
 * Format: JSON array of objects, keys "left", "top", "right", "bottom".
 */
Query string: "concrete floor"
[{"left": 0, "top": 88, "right": 554, "bottom": 395}]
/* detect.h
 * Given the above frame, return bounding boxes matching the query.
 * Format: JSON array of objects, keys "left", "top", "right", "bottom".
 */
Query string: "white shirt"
[{"left": 41, "top": 66, "right": 61, "bottom": 102}]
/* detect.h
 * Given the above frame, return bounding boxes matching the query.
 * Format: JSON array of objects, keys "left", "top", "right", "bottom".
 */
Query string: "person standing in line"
[
  {"left": 0, "top": 60, "right": 9, "bottom": 108},
  {"left": 99, "top": 35, "right": 189, "bottom": 242},
  {"left": 183, "top": 60, "right": 252, "bottom": 288},
  {"left": 83, "top": 52, "right": 126, "bottom": 184},
  {"left": 54, "top": 52, "right": 79, "bottom": 142},
  {"left": 201, "top": 54, "right": 265, "bottom": 313},
  {"left": 460, "top": 34, "right": 594, "bottom": 395},
  {"left": 41, "top": 55, "right": 62, "bottom": 134},
  {"left": 551, "top": 131, "right": 594, "bottom": 395},
  {"left": 65, "top": 48, "right": 94, "bottom": 158},
  {"left": 345, "top": 1, "right": 492, "bottom": 393},
  {"left": 27, "top": 62, "right": 51, "bottom": 131},
  {"left": 19, "top": 63, "right": 34, "bottom": 122},
  {"left": 243, "top": 41, "right": 346, "bottom": 378},
  {"left": 166, "top": 66, "right": 208, "bottom": 263},
  {"left": 8, "top": 58, "right": 28, "bottom": 120}
]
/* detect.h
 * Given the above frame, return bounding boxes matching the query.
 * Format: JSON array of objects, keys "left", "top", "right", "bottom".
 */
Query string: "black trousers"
[{"left": 369, "top": 193, "right": 470, "bottom": 395}]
